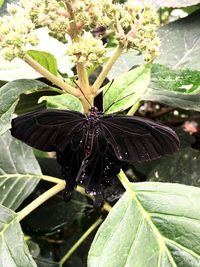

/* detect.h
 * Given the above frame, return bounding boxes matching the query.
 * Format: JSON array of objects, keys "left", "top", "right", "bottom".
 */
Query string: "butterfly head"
[
  {"left": 88, "top": 106, "right": 104, "bottom": 119},
  {"left": 89, "top": 106, "right": 98, "bottom": 115}
]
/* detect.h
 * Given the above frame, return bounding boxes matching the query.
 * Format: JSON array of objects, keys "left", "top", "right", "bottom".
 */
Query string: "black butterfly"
[{"left": 11, "top": 107, "right": 179, "bottom": 208}]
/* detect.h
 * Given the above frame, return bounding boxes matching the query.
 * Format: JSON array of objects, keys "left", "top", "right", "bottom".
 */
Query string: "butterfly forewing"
[
  {"left": 11, "top": 109, "right": 86, "bottom": 151},
  {"left": 100, "top": 115, "right": 180, "bottom": 162}
]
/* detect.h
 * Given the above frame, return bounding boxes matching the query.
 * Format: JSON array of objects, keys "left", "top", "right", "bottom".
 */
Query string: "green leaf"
[
  {"left": 103, "top": 64, "right": 151, "bottom": 114},
  {"left": 15, "top": 90, "right": 61, "bottom": 115},
  {"left": 27, "top": 50, "right": 58, "bottom": 76},
  {"left": 143, "top": 87, "right": 200, "bottom": 111},
  {"left": 88, "top": 182, "right": 200, "bottom": 267},
  {"left": 142, "top": 64, "right": 200, "bottom": 110},
  {"left": 0, "top": 131, "right": 41, "bottom": 210},
  {"left": 38, "top": 94, "right": 84, "bottom": 113},
  {"left": 0, "top": 205, "right": 37, "bottom": 267},
  {"left": 150, "top": 64, "right": 200, "bottom": 94},
  {"left": 107, "top": 50, "right": 144, "bottom": 80},
  {"left": 148, "top": 147, "right": 200, "bottom": 187},
  {"left": 0, "top": 0, "right": 4, "bottom": 8},
  {"left": 0, "top": 79, "right": 51, "bottom": 135},
  {"left": 156, "top": 10, "right": 200, "bottom": 70},
  {"left": 0, "top": 57, "right": 43, "bottom": 81}
]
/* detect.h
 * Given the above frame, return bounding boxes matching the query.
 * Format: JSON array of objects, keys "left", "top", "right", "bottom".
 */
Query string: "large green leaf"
[
  {"left": 0, "top": 131, "right": 41, "bottom": 210},
  {"left": 156, "top": 10, "right": 200, "bottom": 70},
  {"left": 103, "top": 64, "right": 151, "bottom": 114},
  {"left": 0, "top": 57, "right": 43, "bottom": 81},
  {"left": 38, "top": 94, "right": 84, "bottom": 113},
  {"left": 0, "top": 0, "right": 5, "bottom": 8},
  {"left": 88, "top": 182, "right": 200, "bottom": 267},
  {"left": 27, "top": 50, "right": 58, "bottom": 76},
  {"left": 105, "top": 62, "right": 200, "bottom": 113},
  {"left": 148, "top": 147, "right": 200, "bottom": 186},
  {"left": 143, "top": 87, "right": 200, "bottom": 111},
  {"left": 107, "top": 50, "right": 144, "bottom": 80},
  {"left": 15, "top": 90, "right": 60, "bottom": 115},
  {"left": 150, "top": 64, "right": 200, "bottom": 94},
  {"left": 142, "top": 64, "right": 200, "bottom": 110},
  {"left": 0, "top": 79, "right": 51, "bottom": 135},
  {"left": 0, "top": 205, "right": 37, "bottom": 267}
]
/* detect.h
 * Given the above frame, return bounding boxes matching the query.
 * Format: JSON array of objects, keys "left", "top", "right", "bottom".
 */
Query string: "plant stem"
[
  {"left": 103, "top": 202, "right": 112, "bottom": 212},
  {"left": 59, "top": 217, "right": 103, "bottom": 266},
  {"left": 76, "top": 62, "right": 92, "bottom": 112},
  {"left": 41, "top": 176, "right": 112, "bottom": 210},
  {"left": 118, "top": 169, "right": 132, "bottom": 191},
  {"left": 77, "top": 63, "right": 90, "bottom": 94},
  {"left": 41, "top": 176, "right": 85, "bottom": 194},
  {"left": 41, "top": 175, "right": 64, "bottom": 184},
  {"left": 66, "top": 1, "right": 92, "bottom": 112},
  {"left": 18, "top": 182, "right": 65, "bottom": 221},
  {"left": 66, "top": 1, "right": 79, "bottom": 41},
  {"left": 92, "top": 45, "right": 124, "bottom": 93},
  {"left": 127, "top": 100, "right": 140, "bottom": 116},
  {"left": 24, "top": 54, "right": 80, "bottom": 96}
]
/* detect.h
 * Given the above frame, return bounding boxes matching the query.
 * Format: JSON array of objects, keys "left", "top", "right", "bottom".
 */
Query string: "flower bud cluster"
[
  {"left": 0, "top": 4, "right": 38, "bottom": 60},
  {"left": 74, "top": 0, "right": 116, "bottom": 32},
  {"left": 119, "top": 1, "right": 160, "bottom": 61},
  {"left": 0, "top": 0, "right": 160, "bottom": 64},
  {"left": 20, "top": 0, "right": 70, "bottom": 43},
  {"left": 67, "top": 33, "right": 106, "bottom": 68}
]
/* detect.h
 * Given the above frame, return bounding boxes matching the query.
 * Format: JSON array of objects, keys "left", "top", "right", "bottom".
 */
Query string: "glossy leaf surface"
[
  {"left": 88, "top": 182, "right": 200, "bottom": 267},
  {"left": 38, "top": 94, "right": 84, "bottom": 113},
  {"left": 0, "top": 79, "right": 50, "bottom": 135},
  {"left": 0, "top": 205, "right": 37, "bottom": 267},
  {"left": 0, "top": 131, "right": 41, "bottom": 210},
  {"left": 27, "top": 50, "right": 58, "bottom": 76},
  {"left": 103, "top": 64, "right": 151, "bottom": 114},
  {"left": 157, "top": 10, "right": 200, "bottom": 70}
]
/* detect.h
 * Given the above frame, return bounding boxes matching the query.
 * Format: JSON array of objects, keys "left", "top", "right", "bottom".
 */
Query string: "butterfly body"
[{"left": 11, "top": 107, "right": 179, "bottom": 208}]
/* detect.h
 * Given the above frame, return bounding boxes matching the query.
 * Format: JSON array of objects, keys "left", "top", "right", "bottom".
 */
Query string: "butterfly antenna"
[
  {"left": 104, "top": 83, "right": 165, "bottom": 113},
  {"left": 73, "top": 80, "right": 92, "bottom": 108},
  {"left": 104, "top": 91, "right": 137, "bottom": 114},
  {"left": 103, "top": 79, "right": 114, "bottom": 97}
]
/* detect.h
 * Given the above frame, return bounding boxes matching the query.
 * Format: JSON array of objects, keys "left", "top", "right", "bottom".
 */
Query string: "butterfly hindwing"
[
  {"left": 100, "top": 115, "right": 179, "bottom": 162},
  {"left": 56, "top": 124, "right": 121, "bottom": 208}
]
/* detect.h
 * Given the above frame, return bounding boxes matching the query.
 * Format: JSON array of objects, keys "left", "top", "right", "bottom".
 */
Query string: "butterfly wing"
[
  {"left": 11, "top": 109, "right": 86, "bottom": 151},
  {"left": 57, "top": 126, "right": 121, "bottom": 208},
  {"left": 100, "top": 115, "right": 179, "bottom": 162},
  {"left": 79, "top": 132, "right": 121, "bottom": 208}
]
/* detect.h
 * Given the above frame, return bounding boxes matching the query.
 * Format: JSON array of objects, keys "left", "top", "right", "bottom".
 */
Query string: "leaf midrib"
[
  {"left": 130, "top": 185, "right": 200, "bottom": 266},
  {"left": 129, "top": 187, "right": 177, "bottom": 267},
  {"left": 0, "top": 174, "right": 42, "bottom": 179}
]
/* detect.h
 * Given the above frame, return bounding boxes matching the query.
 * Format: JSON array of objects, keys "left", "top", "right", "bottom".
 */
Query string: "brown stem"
[{"left": 66, "top": 1, "right": 79, "bottom": 41}]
